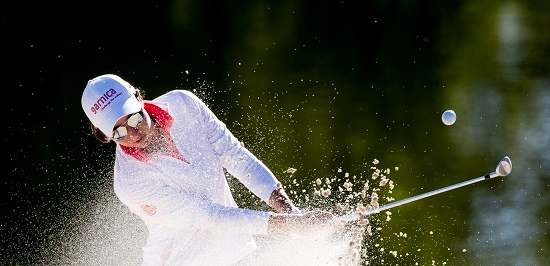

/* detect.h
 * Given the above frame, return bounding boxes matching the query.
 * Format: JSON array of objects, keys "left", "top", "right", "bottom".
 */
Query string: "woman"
[{"left": 81, "top": 74, "right": 335, "bottom": 265}]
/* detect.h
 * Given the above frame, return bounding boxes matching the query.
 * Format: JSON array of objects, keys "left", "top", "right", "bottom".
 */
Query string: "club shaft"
[
  {"left": 340, "top": 172, "right": 496, "bottom": 221},
  {"left": 367, "top": 173, "right": 492, "bottom": 215}
]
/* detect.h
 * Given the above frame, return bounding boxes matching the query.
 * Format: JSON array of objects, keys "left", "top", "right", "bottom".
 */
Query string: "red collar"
[{"left": 120, "top": 102, "right": 186, "bottom": 162}]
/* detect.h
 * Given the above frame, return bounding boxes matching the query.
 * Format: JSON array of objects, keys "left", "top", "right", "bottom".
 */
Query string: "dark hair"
[{"left": 90, "top": 88, "right": 145, "bottom": 143}]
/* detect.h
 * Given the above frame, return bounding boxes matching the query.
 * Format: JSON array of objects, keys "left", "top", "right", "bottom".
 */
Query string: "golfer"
[{"left": 81, "top": 74, "right": 335, "bottom": 265}]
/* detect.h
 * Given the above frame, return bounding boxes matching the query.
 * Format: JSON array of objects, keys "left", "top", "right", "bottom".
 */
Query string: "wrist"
[{"left": 269, "top": 186, "right": 296, "bottom": 213}]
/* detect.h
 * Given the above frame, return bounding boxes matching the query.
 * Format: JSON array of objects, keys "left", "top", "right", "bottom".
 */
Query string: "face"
[{"left": 112, "top": 109, "right": 153, "bottom": 148}]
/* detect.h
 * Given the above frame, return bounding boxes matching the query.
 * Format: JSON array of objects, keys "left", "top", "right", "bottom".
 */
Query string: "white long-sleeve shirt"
[{"left": 112, "top": 90, "right": 280, "bottom": 265}]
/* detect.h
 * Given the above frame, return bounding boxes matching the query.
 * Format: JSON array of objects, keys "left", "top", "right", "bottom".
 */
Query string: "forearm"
[{"left": 218, "top": 142, "right": 281, "bottom": 201}]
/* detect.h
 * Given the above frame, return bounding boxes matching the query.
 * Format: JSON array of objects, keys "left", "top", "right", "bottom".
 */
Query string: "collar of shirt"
[{"left": 120, "top": 102, "right": 186, "bottom": 163}]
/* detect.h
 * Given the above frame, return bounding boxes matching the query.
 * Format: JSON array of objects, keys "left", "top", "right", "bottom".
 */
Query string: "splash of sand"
[{"left": 47, "top": 159, "right": 396, "bottom": 265}]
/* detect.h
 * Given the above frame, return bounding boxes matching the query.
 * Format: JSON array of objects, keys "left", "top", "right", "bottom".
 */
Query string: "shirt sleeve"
[
  {"left": 168, "top": 90, "right": 279, "bottom": 203},
  {"left": 114, "top": 154, "right": 271, "bottom": 235},
  {"left": 184, "top": 91, "right": 280, "bottom": 202}
]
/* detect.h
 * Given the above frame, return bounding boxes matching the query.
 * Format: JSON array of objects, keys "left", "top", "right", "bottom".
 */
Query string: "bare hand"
[
  {"left": 268, "top": 186, "right": 300, "bottom": 214},
  {"left": 267, "top": 210, "right": 337, "bottom": 234},
  {"left": 300, "top": 210, "right": 335, "bottom": 225}
]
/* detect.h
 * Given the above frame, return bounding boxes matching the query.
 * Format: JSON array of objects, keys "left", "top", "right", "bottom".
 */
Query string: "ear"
[{"left": 91, "top": 123, "right": 111, "bottom": 143}]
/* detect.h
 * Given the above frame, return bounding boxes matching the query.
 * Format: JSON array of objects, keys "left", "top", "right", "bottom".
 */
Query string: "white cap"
[{"left": 81, "top": 74, "right": 142, "bottom": 137}]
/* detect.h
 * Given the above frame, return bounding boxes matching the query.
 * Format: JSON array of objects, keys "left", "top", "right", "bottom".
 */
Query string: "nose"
[{"left": 125, "top": 125, "right": 142, "bottom": 141}]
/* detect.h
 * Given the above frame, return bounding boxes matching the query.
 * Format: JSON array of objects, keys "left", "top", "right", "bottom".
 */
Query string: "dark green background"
[{"left": 2, "top": 0, "right": 548, "bottom": 265}]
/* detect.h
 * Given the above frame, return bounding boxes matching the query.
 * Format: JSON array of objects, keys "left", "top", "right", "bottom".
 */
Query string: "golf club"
[{"left": 339, "top": 156, "right": 512, "bottom": 222}]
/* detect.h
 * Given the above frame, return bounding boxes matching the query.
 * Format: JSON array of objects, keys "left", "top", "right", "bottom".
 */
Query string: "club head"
[{"left": 495, "top": 156, "right": 512, "bottom": 176}]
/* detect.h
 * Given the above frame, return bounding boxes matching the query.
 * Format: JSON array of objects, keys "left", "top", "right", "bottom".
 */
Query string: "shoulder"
[
  {"left": 155, "top": 90, "right": 203, "bottom": 104},
  {"left": 154, "top": 90, "right": 210, "bottom": 114}
]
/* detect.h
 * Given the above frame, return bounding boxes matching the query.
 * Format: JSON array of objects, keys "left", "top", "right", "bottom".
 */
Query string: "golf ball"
[{"left": 442, "top": 110, "right": 456, "bottom": 125}]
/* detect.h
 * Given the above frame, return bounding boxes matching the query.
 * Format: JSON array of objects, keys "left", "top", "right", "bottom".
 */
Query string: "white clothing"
[{"left": 113, "top": 90, "right": 280, "bottom": 265}]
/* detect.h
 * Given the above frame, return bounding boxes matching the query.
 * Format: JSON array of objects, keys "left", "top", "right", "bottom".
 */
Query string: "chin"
[{"left": 136, "top": 136, "right": 151, "bottom": 148}]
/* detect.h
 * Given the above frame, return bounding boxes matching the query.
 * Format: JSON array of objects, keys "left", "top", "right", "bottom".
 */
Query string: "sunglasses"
[{"left": 112, "top": 111, "right": 145, "bottom": 141}]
